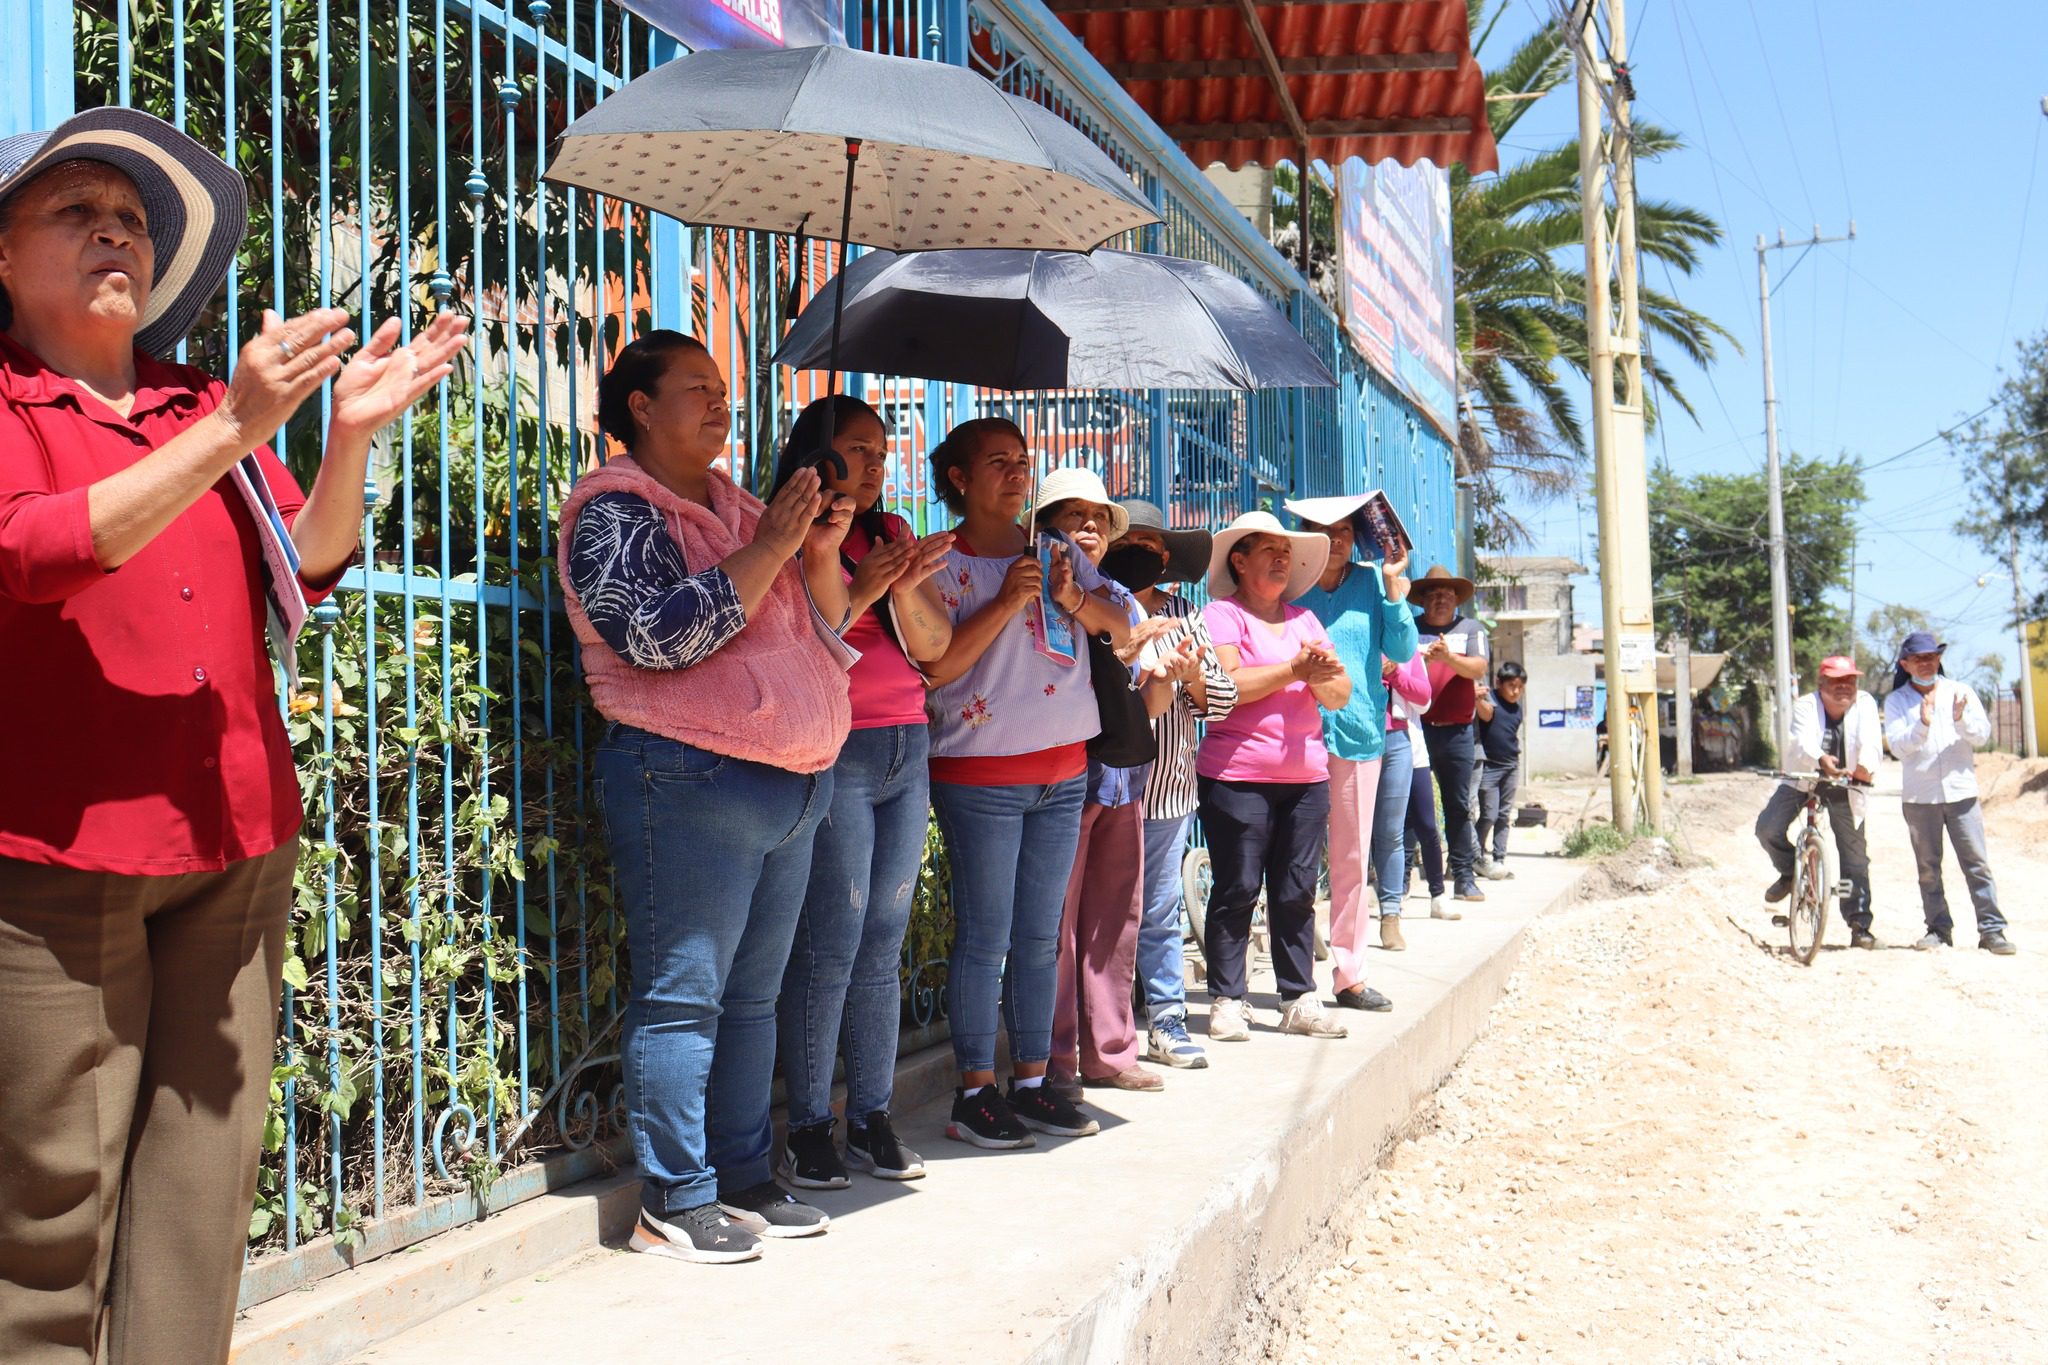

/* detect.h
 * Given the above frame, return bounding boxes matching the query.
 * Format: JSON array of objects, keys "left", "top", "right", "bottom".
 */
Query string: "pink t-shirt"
[
  {"left": 1196, "top": 598, "right": 1334, "bottom": 784},
  {"left": 840, "top": 516, "right": 930, "bottom": 730}
]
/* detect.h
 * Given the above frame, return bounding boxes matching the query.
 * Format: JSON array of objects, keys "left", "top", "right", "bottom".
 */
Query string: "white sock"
[{"left": 1012, "top": 1074, "right": 1045, "bottom": 1090}]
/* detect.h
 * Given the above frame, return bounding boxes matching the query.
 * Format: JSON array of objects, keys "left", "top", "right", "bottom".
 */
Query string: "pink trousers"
[
  {"left": 1326, "top": 755, "right": 1383, "bottom": 993},
  {"left": 1052, "top": 801, "right": 1144, "bottom": 1080}
]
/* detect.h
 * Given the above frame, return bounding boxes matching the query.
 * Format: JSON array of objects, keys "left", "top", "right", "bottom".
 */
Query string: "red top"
[
  {"left": 840, "top": 514, "right": 932, "bottom": 731},
  {"left": 0, "top": 335, "right": 335, "bottom": 874}
]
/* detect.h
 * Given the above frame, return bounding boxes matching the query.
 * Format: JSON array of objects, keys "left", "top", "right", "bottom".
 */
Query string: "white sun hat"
[
  {"left": 1205, "top": 510, "right": 1330, "bottom": 602},
  {"left": 1027, "top": 465, "right": 1130, "bottom": 540}
]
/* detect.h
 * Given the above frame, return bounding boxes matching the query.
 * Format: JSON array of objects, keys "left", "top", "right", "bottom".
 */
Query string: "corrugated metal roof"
[{"left": 1052, "top": 0, "right": 1498, "bottom": 175}]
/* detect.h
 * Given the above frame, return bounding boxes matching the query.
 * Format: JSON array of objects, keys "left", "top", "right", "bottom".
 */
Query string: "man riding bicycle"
[{"left": 1753, "top": 655, "right": 1882, "bottom": 948}]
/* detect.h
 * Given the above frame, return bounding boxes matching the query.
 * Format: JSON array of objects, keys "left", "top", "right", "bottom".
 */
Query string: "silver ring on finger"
[{"left": 278, "top": 337, "right": 298, "bottom": 359}]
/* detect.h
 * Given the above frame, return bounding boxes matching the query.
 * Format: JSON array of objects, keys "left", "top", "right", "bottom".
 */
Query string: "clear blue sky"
[{"left": 1491, "top": 0, "right": 2048, "bottom": 682}]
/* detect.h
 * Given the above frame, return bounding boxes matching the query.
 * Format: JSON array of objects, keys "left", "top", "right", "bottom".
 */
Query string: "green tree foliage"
[
  {"left": 1857, "top": 602, "right": 1935, "bottom": 684},
  {"left": 1952, "top": 330, "right": 2048, "bottom": 619},
  {"left": 1456, "top": 1, "right": 1734, "bottom": 546},
  {"left": 1650, "top": 453, "right": 1866, "bottom": 687}
]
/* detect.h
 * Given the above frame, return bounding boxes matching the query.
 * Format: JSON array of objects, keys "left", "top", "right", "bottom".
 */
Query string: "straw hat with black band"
[
  {"left": 0, "top": 107, "right": 249, "bottom": 356},
  {"left": 1205, "top": 510, "right": 1330, "bottom": 602},
  {"left": 1110, "top": 497, "right": 1210, "bottom": 583},
  {"left": 1410, "top": 563, "right": 1475, "bottom": 608}
]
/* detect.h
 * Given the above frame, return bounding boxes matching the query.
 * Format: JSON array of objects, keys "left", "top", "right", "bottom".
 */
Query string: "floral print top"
[{"left": 925, "top": 530, "right": 1123, "bottom": 762}]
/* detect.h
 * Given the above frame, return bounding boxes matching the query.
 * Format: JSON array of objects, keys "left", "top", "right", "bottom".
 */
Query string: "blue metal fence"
[{"left": 22, "top": 0, "right": 1455, "bottom": 1303}]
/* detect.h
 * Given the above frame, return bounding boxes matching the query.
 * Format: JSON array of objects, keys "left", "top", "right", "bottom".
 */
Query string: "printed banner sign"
[
  {"left": 1337, "top": 156, "right": 1457, "bottom": 439},
  {"left": 617, "top": 0, "right": 845, "bottom": 52},
  {"left": 1538, "top": 709, "right": 1567, "bottom": 729}
]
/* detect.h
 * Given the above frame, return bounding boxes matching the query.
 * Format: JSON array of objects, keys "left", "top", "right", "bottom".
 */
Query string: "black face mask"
[{"left": 1100, "top": 543, "right": 1168, "bottom": 593}]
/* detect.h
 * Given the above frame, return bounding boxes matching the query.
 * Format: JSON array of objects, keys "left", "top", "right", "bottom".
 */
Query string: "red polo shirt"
[{"left": 0, "top": 334, "right": 335, "bottom": 874}]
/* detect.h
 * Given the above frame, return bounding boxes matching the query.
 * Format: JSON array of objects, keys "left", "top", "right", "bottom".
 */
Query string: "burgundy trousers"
[{"left": 1051, "top": 801, "right": 1145, "bottom": 1081}]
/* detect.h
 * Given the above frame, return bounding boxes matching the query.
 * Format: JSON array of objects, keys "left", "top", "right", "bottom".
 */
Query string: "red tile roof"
[{"left": 1051, "top": 0, "right": 1498, "bottom": 175}]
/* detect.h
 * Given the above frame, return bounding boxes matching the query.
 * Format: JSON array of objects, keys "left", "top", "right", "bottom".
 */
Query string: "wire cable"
[
  {"left": 1994, "top": 114, "right": 2045, "bottom": 378},
  {"left": 1741, "top": 0, "right": 1816, "bottom": 221}
]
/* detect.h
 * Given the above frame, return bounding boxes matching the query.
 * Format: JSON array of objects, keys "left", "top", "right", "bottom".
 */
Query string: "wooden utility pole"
[{"left": 1574, "top": 0, "right": 1661, "bottom": 831}]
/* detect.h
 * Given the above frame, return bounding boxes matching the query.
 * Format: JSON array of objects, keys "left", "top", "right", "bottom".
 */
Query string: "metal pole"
[
  {"left": 1757, "top": 237, "right": 1795, "bottom": 767},
  {"left": 2010, "top": 520, "right": 2039, "bottom": 758},
  {"left": 1577, "top": 4, "right": 1633, "bottom": 830},
  {"left": 1847, "top": 530, "right": 1857, "bottom": 661}
]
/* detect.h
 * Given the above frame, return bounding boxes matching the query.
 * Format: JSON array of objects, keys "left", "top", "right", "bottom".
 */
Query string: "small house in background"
[{"left": 1479, "top": 556, "right": 1599, "bottom": 776}]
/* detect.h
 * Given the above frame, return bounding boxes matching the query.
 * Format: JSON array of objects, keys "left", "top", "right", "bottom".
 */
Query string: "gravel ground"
[{"left": 1262, "top": 766, "right": 2048, "bottom": 1365}]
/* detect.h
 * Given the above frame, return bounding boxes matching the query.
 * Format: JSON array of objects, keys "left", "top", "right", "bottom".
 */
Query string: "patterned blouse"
[
  {"left": 1138, "top": 592, "right": 1239, "bottom": 821},
  {"left": 564, "top": 491, "right": 748, "bottom": 670}
]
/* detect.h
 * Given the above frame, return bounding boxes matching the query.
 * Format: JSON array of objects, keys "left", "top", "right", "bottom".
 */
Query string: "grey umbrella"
[
  {"left": 542, "top": 45, "right": 1158, "bottom": 253},
  {"left": 772, "top": 248, "right": 1339, "bottom": 391}
]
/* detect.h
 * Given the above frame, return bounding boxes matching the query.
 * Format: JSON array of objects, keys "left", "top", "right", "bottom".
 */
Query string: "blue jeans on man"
[
  {"left": 594, "top": 725, "right": 832, "bottom": 1217},
  {"left": 1137, "top": 811, "right": 1195, "bottom": 1024},
  {"left": 930, "top": 776, "right": 1088, "bottom": 1073},
  {"left": 777, "top": 724, "right": 930, "bottom": 1129},
  {"left": 1899, "top": 798, "right": 2005, "bottom": 939}
]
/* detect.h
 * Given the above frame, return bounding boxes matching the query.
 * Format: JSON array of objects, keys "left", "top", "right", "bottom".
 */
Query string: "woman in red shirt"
[{"left": 0, "top": 109, "right": 464, "bottom": 1362}]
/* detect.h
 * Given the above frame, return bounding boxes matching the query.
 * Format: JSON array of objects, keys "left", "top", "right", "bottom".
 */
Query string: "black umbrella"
[
  {"left": 543, "top": 45, "right": 1160, "bottom": 479},
  {"left": 772, "top": 247, "right": 1339, "bottom": 391}
]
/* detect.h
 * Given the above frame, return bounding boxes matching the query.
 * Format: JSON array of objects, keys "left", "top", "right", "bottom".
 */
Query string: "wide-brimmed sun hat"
[
  {"left": 1409, "top": 563, "right": 1475, "bottom": 607},
  {"left": 1206, "top": 510, "right": 1330, "bottom": 602},
  {"left": 1111, "top": 498, "right": 1211, "bottom": 583},
  {"left": 0, "top": 107, "right": 249, "bottom": 357},
  {"left": 1028, "top": 466, "right": 1130, "bottom": 540}
]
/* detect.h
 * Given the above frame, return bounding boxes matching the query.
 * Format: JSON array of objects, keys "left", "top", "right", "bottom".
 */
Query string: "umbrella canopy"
[
  {"left": 772, "top": 248, "right": 1338, "bottom": 391},
  {"left": 542, "top": 45, "right": 1158, "bottom": 252}
]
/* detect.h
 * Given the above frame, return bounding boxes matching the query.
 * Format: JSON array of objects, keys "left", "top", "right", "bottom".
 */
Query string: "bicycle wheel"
[
  {"left": 1181, "top": 846, "right": 1212, "bottom": 955},
  {"left": 1787, "top": 828, "right": 1828, "bottom": 965}
]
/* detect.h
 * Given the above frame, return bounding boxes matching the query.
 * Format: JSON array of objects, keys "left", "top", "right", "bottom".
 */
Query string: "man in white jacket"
[
  {"left": 1753, "top": 654, "right": 1875, "bottom": 945},
  {"left": 1881, "top": 632, "right": 2015, "bottom": 954},
  {"left": 1754, "top": 655, "right": 1882, "bottom": 947}
]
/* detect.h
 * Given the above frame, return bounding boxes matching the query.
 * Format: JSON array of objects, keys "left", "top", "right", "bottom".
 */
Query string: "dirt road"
[{"left": 1263, "top": 766, "right": 2048, "bottom": 1364}]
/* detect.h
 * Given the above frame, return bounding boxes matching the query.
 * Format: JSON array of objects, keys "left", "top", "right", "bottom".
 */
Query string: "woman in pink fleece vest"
[{"left": 557, "top": 331, "right": 852, "bottom": 1265}]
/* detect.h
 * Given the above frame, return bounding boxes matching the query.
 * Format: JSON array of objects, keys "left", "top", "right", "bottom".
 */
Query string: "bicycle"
[{"left": 1772, "top": 771, "right": 1863, "bottom": 965}]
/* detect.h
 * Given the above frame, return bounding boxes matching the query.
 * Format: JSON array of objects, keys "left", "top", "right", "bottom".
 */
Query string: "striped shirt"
[{"left": 1140, "top": 592, "right": 1239, "bottom": 820}]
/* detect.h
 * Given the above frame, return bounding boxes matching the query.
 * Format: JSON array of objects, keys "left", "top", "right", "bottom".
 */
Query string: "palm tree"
[{"left": 1456, "top": 1, "right": 1734, "bottom": 543}]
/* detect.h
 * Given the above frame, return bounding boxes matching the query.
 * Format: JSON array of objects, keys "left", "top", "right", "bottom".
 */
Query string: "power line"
[
  {"left": 1857, "top": 399, "right": 2001, "bottom": 473},
  {"left": 1838, "top": 256, "right": 1995, "bottom": 369},
  {"left": 1994, "top": 113, "right": 2045, "bottom": 378},
  {"left": 1805, "top": 0, "right": 1854, "bottom": 215},
  {"left": 1741, "top": 0, "right": 1816, "bottom": 220}
]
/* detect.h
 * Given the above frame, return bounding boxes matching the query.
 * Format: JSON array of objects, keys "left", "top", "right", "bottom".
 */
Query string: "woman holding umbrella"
[
  {"left": 1196, "top": 513, "right": 1352, "bottom": 1043},
  {"left": 0, "top": 109, "right": 465, "bottom": 1360},
  {"left": 559, "top": 332, "right": 856, "bottom": 1264},
  {"left": 921, "top": 424, "right": 1131, "bottom": 1149},
  {"left": 768, "top": 395, "right": 954, "bottom": 1190}
]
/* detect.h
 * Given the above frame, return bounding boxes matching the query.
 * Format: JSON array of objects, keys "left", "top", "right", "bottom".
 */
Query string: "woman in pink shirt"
[
  {"left": 1196, "top": 512, "right": 1352, "bottom": 1043},
  {"left": 768, "top": 397, "right": 952, "bottom": 1191}
]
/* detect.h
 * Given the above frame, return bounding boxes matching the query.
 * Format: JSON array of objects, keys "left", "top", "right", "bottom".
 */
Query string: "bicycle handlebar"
[{"left": 1775, "top": 771, "right": 1871, "bottom": 789}]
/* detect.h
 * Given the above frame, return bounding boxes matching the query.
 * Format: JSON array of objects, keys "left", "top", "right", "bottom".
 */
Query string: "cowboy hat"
[
  {"left": 1111, "top": 498, "right": 1210, "bottom": 583},
  {"left": 1409, "top": 564, "right": 1475, "bottom": 607},
  {"left": 0, "top": 107, "right": 248, "bottom": 358},
  {"left": 1028, "top": 466, "right": 1130, "bottom": 540},
  {"left": 1206, "top": 510, "right": 1330, "bottom": 602}
]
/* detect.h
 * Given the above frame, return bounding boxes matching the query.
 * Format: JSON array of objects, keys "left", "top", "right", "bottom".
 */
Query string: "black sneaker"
[
  {"left": 1764, "top": 876, "right": 1793, "bottom": 904},
  {"left": 717, "top": 1180, "right": 829, "bottom": 1239},
  {"left": 847, "top": 1109, "right": 926, "bottom": 1180},
  {"left": 946, "top": 1084, "right": 1034, "bottom": 1150},
  {"left": 629, "top": 1203, "right": 760, "bottom": 1264},
  {"left": 777, "top": 1122, "right": 849, "bottom": 1191},
  {"left": 1007, "top": 1081, "right": 1101, "bottom": 1138},
  {"left": 1981, "top": 931, "right": 2018, "bottom": 956},
  {"left": 1849, "top": 928, "right": 1878, "bottom": 950}
]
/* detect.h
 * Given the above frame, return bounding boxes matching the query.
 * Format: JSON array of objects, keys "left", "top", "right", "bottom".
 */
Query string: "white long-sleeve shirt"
[
  {"left": 1882, "top": 677, "right": 1991, "bottom": 804},
  {"left": 1787, "top": 689, "right": 1884, "bottom": 823}
]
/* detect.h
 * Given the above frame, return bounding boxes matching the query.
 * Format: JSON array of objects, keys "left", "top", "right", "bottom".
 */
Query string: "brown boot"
[{"left": 1378, "top": 915, "right": 1407, "bottom": 951}]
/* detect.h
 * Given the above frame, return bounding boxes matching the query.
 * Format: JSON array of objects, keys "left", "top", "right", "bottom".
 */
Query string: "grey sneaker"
[
  {"left": 1147, "top": 1013, "right": 1210, "bottom": 1068},
  {"left": 1915, "top": 929, "right": 1952, "bottom": 950},
  {"left": 717, "top": 1180, "right": 829, "bottom": 1239},
  {"left": 1208, "top": 996, "right": 1252, "bottom": 1042},
  {"left": 1981, "top": 932, "right": 2017, "bottom": 956},
  {"left": 1278, "top": 995, "right": 1348, "bottom": 1038},
  {"left": 630, "top": 1203, "right": 761, "bottom": 1264}
]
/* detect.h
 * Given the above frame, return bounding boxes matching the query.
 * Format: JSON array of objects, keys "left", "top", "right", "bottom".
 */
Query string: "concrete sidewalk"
[{"left": 249, "top": 839, "right": 1581, "bottom": 1365}]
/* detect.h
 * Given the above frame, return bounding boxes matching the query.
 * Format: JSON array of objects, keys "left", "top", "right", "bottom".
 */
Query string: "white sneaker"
[
  {"left": 1278, "top": 995, "right": 1348, "bottom": 1039},
  {"left": 1208, "top": 996, "right": 1252, "bottom": 1042},
  {"left": 1430, "top": 894, "right": 1462, "bottom": 920},
  {"left": 1479, "top": 860, "right": 1511, "bottom": 881}
]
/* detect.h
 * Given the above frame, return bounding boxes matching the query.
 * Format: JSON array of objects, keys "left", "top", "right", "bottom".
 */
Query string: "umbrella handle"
[{"left": 809, "top": 138, "right": 864, "bottom": 495}]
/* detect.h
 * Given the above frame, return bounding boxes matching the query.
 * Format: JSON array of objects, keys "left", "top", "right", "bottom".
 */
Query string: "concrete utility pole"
[
  {"left": 1673, "top": 632, "right": 1694, "bottom": 778},
  {"left": 1575, "top": 0, "right": 1662, "bottom": 831},
  {"left": 1756, "top": 223, "right": 1855, "bottom": 764},
  {"left": 2006, "top": 522, "right": 2039, "bottom": 758}
]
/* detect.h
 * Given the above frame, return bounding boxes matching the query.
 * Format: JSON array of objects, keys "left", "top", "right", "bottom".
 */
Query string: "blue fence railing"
[{"left": 23, "top": 0, "right": 1456, "bottom": 1304}]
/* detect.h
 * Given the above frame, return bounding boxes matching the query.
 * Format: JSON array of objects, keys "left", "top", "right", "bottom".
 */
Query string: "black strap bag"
[{"left": 1085, "top": 629, "right": 1159, "bottom": 767}]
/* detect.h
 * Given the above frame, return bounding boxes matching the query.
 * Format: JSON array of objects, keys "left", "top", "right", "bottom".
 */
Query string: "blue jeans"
[
  {"left": 930, "top": 775, "right": 1087, "bottom": 1073},
  {"left": 593, "top": 724, "right": 833, "bottom": 1215},
  {"left": 1137, "top": 812, "right": 1195, "bottom": 1024},
  {"left": 1372, "top": 729, "right": 1413, "bottom": 917},
  {"left": 777, "top": 724, "right": 930, "bottom": 1128}
]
